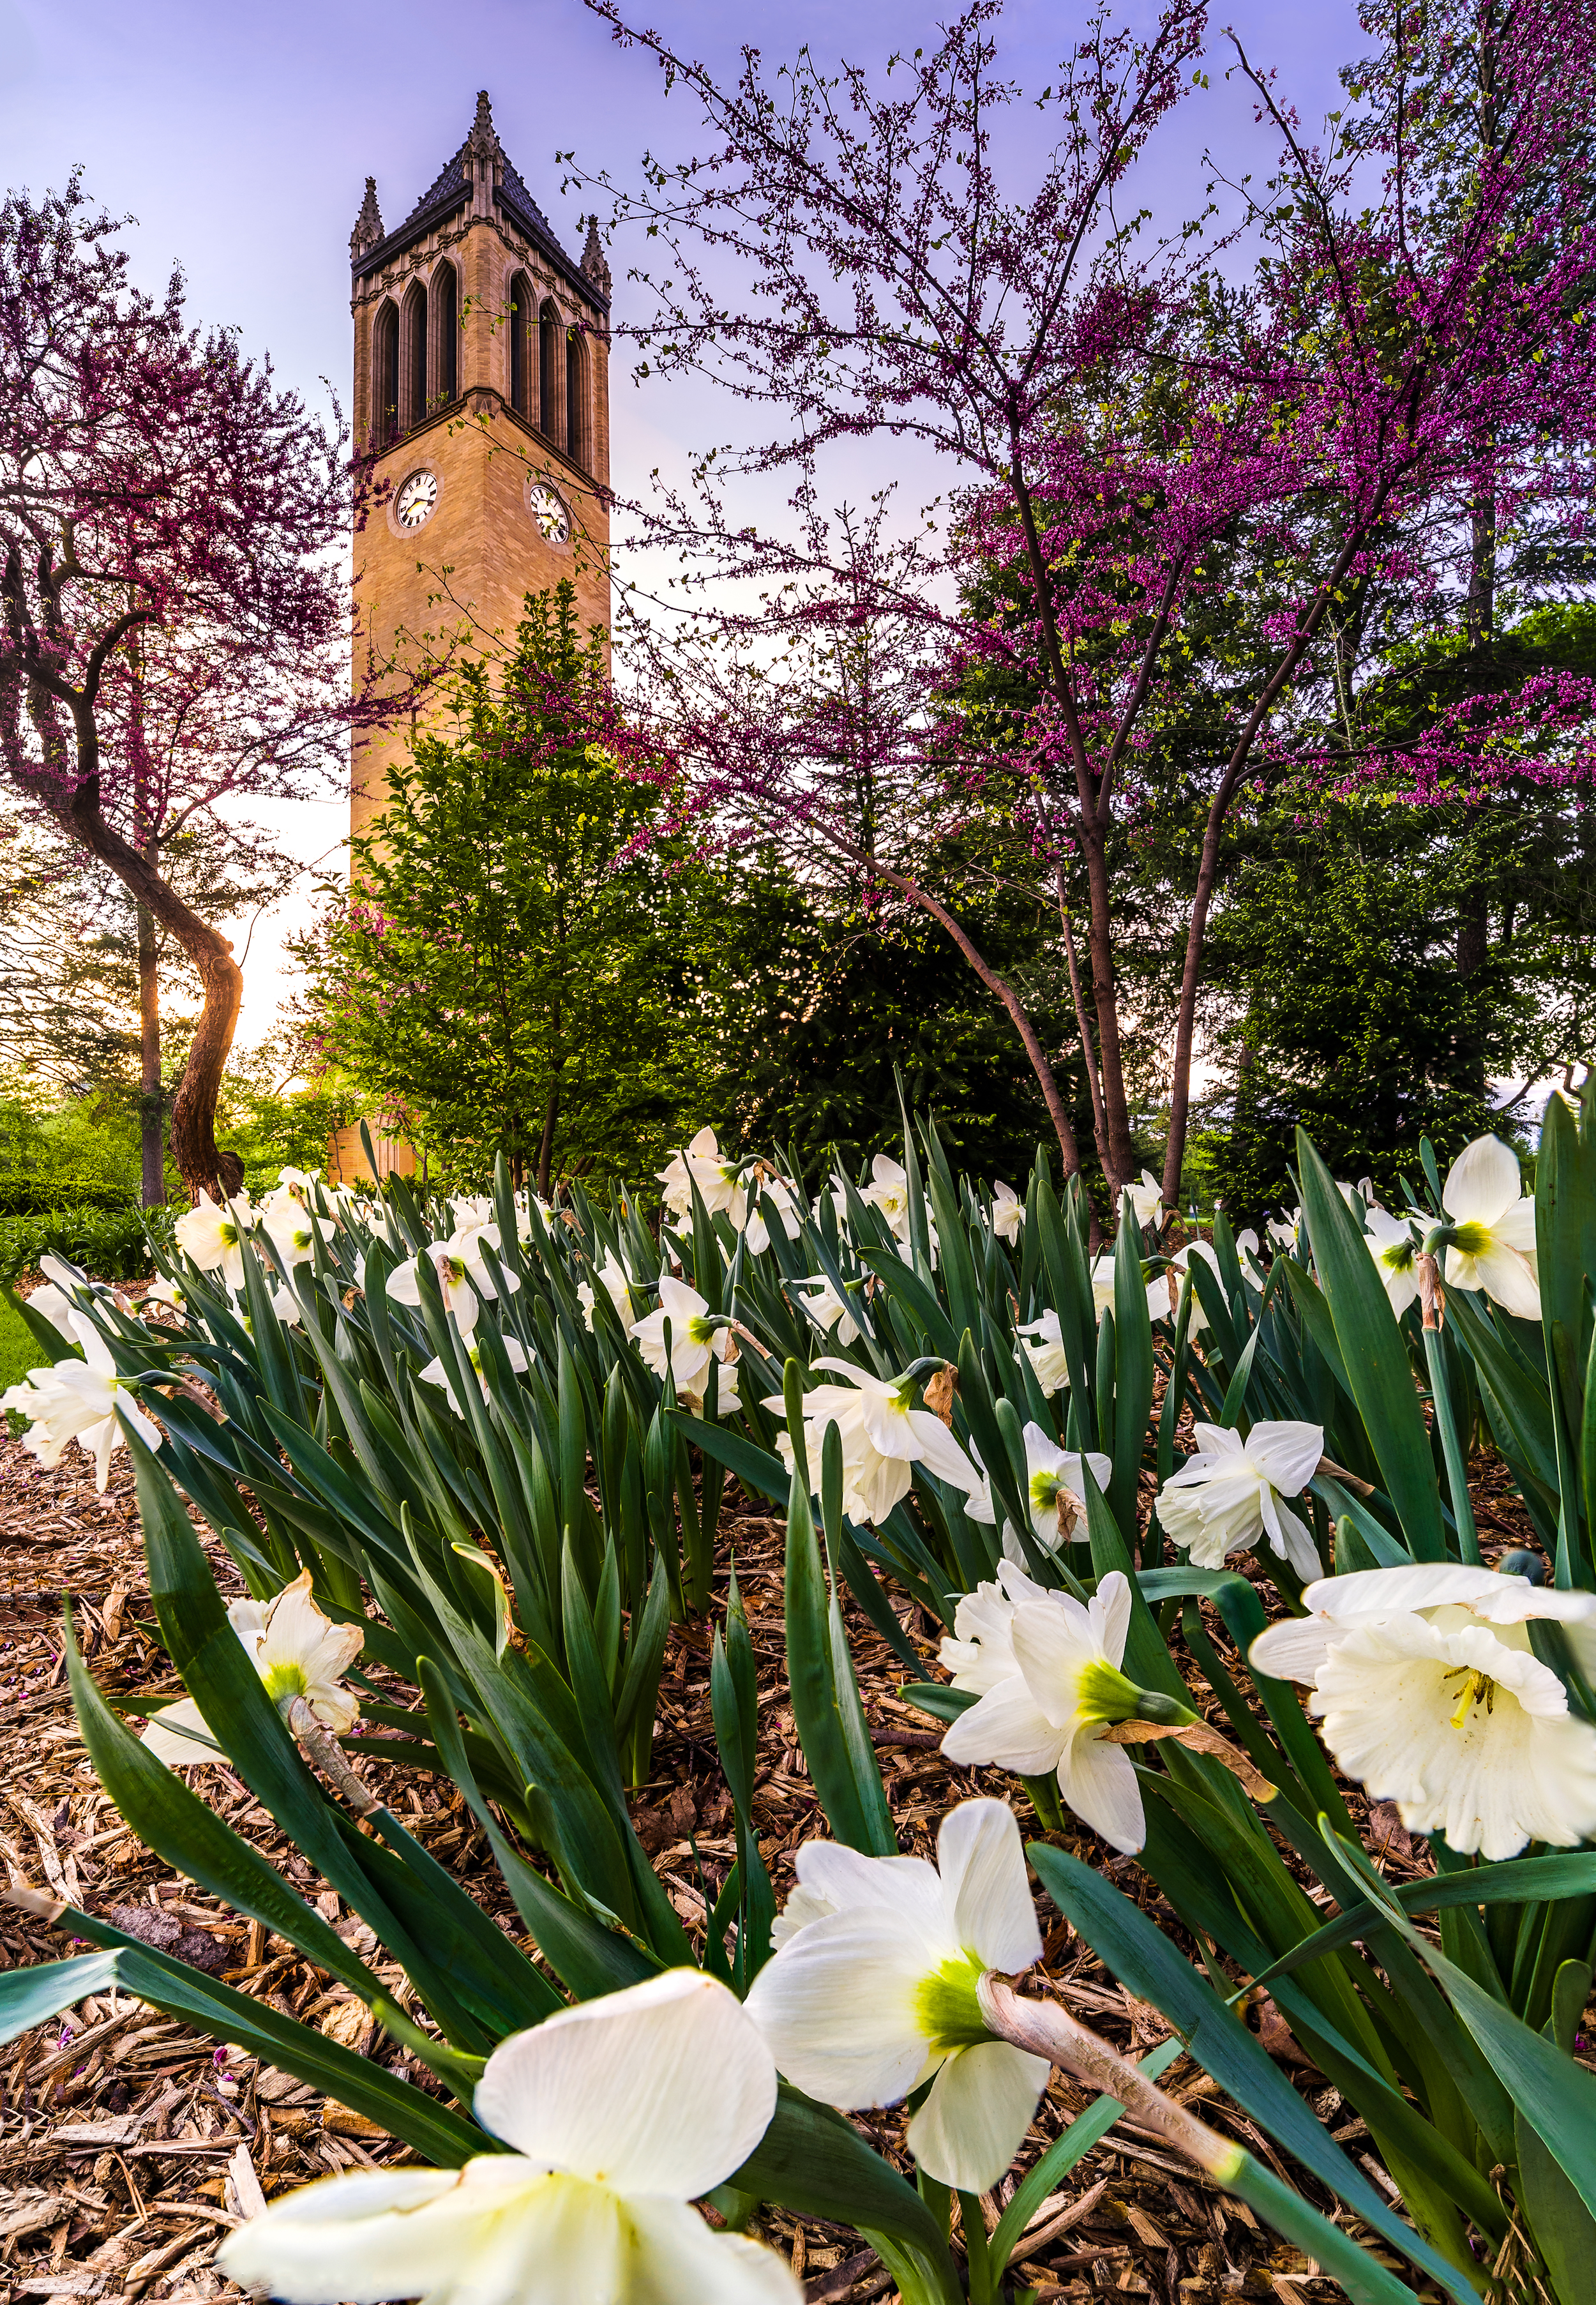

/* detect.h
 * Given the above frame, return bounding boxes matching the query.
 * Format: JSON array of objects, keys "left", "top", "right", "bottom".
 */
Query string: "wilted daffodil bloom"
[
  {"left": 1362, "top": 1206, "right": 1419, "bottom": 1317},
  {"left": 1156, "top": 1420, "right": 1324, "bottom": 1580},
  {"left": 1250, "top": 1564, "right": 1596, "bottom": 1860},
  {"left": 940, "top": 1568, "right": 1180, "bottom": 1854},
  {"left": 769, "top": 1361, "right": 984, "bottom": 1526},
  {"left": 1426, "top": 1134, "right": 1540, "bottom": 1319},
  {"left": 1, "top": 1315, "right": 161, "bottom": 1493},
  {"left": 174, "top": 1190, "right": 257, "bottom": 1290},
  {"left": 142, "top": 1569, "right": 362, "bottom": 1767},
  {"left": 220, "top": 1970, "right": 795, "bottom": 2305},
  {"left": 744, "top": 1799, "right": 1046, "bottom": 2193},
  {"left": 991, "top": 1181, "right": 1025, "bottom": 1244},
  {"left": 630, "top": 1274, "right": 735, "bottom": 1396}
]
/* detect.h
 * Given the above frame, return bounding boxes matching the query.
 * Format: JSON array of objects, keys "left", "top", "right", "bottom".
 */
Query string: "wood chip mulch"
[{"left": 0, "top": 1413, "right": 1467, "bottom": 2305}]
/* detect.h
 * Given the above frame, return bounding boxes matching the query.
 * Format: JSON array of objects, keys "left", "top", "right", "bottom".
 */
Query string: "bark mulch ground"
[{"left": 0, "top": 1401, "right": 1486, "bottom": 2305}]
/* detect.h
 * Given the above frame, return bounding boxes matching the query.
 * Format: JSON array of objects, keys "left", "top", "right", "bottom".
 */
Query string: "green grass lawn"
[{"left": 0, "top": 1296, "right": 46, "bottom": 1394}]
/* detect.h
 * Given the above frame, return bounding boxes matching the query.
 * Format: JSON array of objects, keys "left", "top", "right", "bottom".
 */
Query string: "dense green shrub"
[{"left": 0, "top": 1203, "right": 156, "bottom": 1285}]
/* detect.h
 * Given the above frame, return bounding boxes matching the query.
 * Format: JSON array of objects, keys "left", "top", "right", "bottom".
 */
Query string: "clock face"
[
  {"left": 527, "top": 480, "right": 571, "bottom": 545},
  {"left": 395, "top": 470, "right": 438, "bottom": 530}
]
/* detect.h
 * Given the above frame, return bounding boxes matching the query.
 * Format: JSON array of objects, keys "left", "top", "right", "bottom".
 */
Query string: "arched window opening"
[
  {"left": 401, "top": 282, "right": 428, "bottom": 432},
  {"left": 432, "top": 262, "right": 458, "bottom": 405},
  {"left": 508, "top": 271, "right": 532, "bottom": 418},
  {"left": 539, "top": 299, "right": 562, "bottom": 446},
  {"left": 373, "top": 301, "right": 399, "bottom": 449},
  {"left": 566, "top": 328, "right": 586, "bottom": 470}
]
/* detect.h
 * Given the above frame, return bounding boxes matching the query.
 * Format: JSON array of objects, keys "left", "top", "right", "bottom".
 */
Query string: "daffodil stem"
[{"left": 1419, "top": 1311, "right": 1481, "bottom": 1566}]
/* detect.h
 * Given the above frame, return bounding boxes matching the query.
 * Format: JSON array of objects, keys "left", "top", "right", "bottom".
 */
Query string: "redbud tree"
[
  {"left": 580, "top": 0, "right": 1596, "bottom": 1203},
  {"left": 0, "top": 176, "right": 375, "bottom": 1200}
]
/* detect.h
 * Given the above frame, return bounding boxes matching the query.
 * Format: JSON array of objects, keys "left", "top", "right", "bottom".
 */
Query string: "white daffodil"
[
  {"left": 1363, "top": 1206, "right": 1419, "bottom": 1317},
  {"left": 630, "top": 1275, "right": 734, "bottom": 1394},
  {"left": 768, "top": 1361, "right": 984, "bottom": 1526},
  {"left": 1123, "top": 1169, "right": 1166, "bottom": 1232},
  {"left": 1251, "top": 1564, "right": 1596, "bottom": 1859},
  {"left": 577, "top": 1250, "right": 636, "bottom": 1333},
  {"left": 1167, "top": 1239, "right": 1221, "bottom": 1333},
  {"left": 1, "top": 1314, "right": 161, "bottom": 1493},
  {"left": 1435, "top": 1134, "right": 1539, "bottom": 1319},
  {"left": 450, "top": 1193, "right": 495, "bottom": 1230},
  {"left": 386, "top": 1243, "right": 483, "bottom": 1337},
  {"left": 263, "top": 1204, "right": 336, "bottom": 1272},
  {"left": 418, "top": 1334, "right": 531, "bottom": 1418},
  {"left": 684, "top": 1357, "right": 741, "bottom": 1420},
  {"left": 965, "top": 1425, "right": 1111, "bottom": 1555},
  {"left": 1156, "top": 1420, "right": 1323, "bottom": 1580},
  {"left": 1268, "top": 1207, "right": 1303, "bottom": 1251},
  {"left": 174, "top": 1190, "right": 257, "bottom": 1290},
  {"left": 940, "top": 1568, "right": 1150, "bottom": 1854},
  {"left": 658, "top": 1126, "right": 741, "bottom": 1222},
  {"left": 144, "top": 1277, "right": 187, "bottom": 1315},
  {"left": 745, "top": 1800, "right": 1046, "bottom": 2193},
  {"left": 237, "top": 1283, "right": 303, "bottom": 1333},
  {"left": 741, "top": 1170, "right": 802, "bottom": 1255},
  {"left": 275, "top": 1166, "right": 323, "bottom": 1204},
  {"left": 858, "top": 1152, "right": 912, "bottom": 1238},
  {"left": 448, "top": 1220, "right": 522, "bottom": 1302},
  {"left": 220, "top": 1970, "right": 794, "bottom": 2305},
  {"left": 991, "top": 1182, "right": 1025, "bottom": 1244},
  {"left": 22, "top": 1281, "right": 77, "bottom": 1340},
  {"left": 1088, "top": 1253, "right": 1168, "bottom": 1329},
  {"left": 792, "top": 1274, "right": 861, "bottom": 1348},
  {"left": 142, "top": 1569, "right": 363, "bottom": 1767},
  {"left": 1015, "top": 1308, "right": 1071, "bottom": 1394}
]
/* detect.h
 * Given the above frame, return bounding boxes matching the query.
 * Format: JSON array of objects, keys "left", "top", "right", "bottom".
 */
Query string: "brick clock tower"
[{"left": 332, "top": 93, "right": 612, "bottom": 1182}]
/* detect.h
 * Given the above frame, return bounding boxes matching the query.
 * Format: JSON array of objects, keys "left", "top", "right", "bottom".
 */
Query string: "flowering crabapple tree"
[
  {"left": 0, "top": 176, "right": 380, "bottom": 1200},
  {"left": 576, "top": 0, "right": 1596, "bottom": 1204}
]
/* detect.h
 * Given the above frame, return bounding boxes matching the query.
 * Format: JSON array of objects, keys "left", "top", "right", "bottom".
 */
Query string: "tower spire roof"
[
  {"left": 350, "top": 92, "right": 605, "bottom": 308},
  {"left": 349, "top": 176, "right": 384, "bottom": 262}
]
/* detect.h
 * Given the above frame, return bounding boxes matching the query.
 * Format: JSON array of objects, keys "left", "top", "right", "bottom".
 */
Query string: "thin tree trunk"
[
  {"left": 1075, "top": 824, "right": 1134, "bottom": 1192},
  {"left": 877, "top": 860, "right": 1084, "bottom": 1179},
  {"left": 1057, "top": 884, "right": 1111, "bottom": 1167},
  {"left": 137, "top": 892, "right": 163, "bottom": 1206},
  {"left": 536, "top": 1089, "right": 559, "bottom": 1199}
]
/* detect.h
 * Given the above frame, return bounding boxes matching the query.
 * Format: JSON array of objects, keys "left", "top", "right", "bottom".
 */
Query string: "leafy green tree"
[{"left": 301, "top": 587, "right": 732, "bottom": 1193}]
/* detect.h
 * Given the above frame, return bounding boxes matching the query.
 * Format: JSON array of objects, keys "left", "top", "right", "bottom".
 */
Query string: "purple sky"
[{"left": 2, "top": 0, "right": 1362, "bottom": 1045}]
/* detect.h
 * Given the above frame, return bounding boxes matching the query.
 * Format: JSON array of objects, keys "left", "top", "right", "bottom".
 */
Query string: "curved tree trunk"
[{"left": 62, "top": 787, "right": 246, "bottom": 1202}]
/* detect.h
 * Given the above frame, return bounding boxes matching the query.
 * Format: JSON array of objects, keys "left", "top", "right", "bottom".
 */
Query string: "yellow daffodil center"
[
  {"left": 1450, "top": 1221, "right": 1491, "bottom": 1257},
  {"left": 1444, "top": 1665, "right": 1499, "bottom": 1728},
  {"left": 445, "top": 1257, "right": 467, "bottom": 1283},
  {"left": 1075, "top": 1659, "right": 1145, "bottom": 1724},
  {"left": 220, "top": 1221, "right": 238, "bottom": 1247},
  {"left": 264, "top": 1661, "right": 309, "bottom": 1704},
  {"left": 1380, "top": 1239, "right": 1415, "bottom": 1273},
  {"left": 914, "top": 1951, "right": 991, "bottom": 2053}
]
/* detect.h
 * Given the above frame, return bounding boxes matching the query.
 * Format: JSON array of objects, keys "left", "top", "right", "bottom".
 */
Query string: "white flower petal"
[
  {"left": 626, "top": 2197, "right": 801, "bottom": 2305},
  {"left": 937, "top": 1798, "right": 1043, "bottom": 1974},
  {"left": 1054, "top": 1732, "right": 1145, "bottom": 1854},
  {"left": 940, "top": 1677, "right": 1065, "bottom": 1776},
  {"left": 742, "top": 1911, "right": 932, "bottom": 2107},
  {"left": 474, "top": 1970, "right": 775, "bottom": 2198},
  {"left": 140, "top": 1696, "right": 225, "bottom": 1767},
  {"left": 1443, "top": 1134, "right": 1523, "bottom": 1226},
  {"left": 905, "top": 2041, "right": 1048, "bottom": 2193}
]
